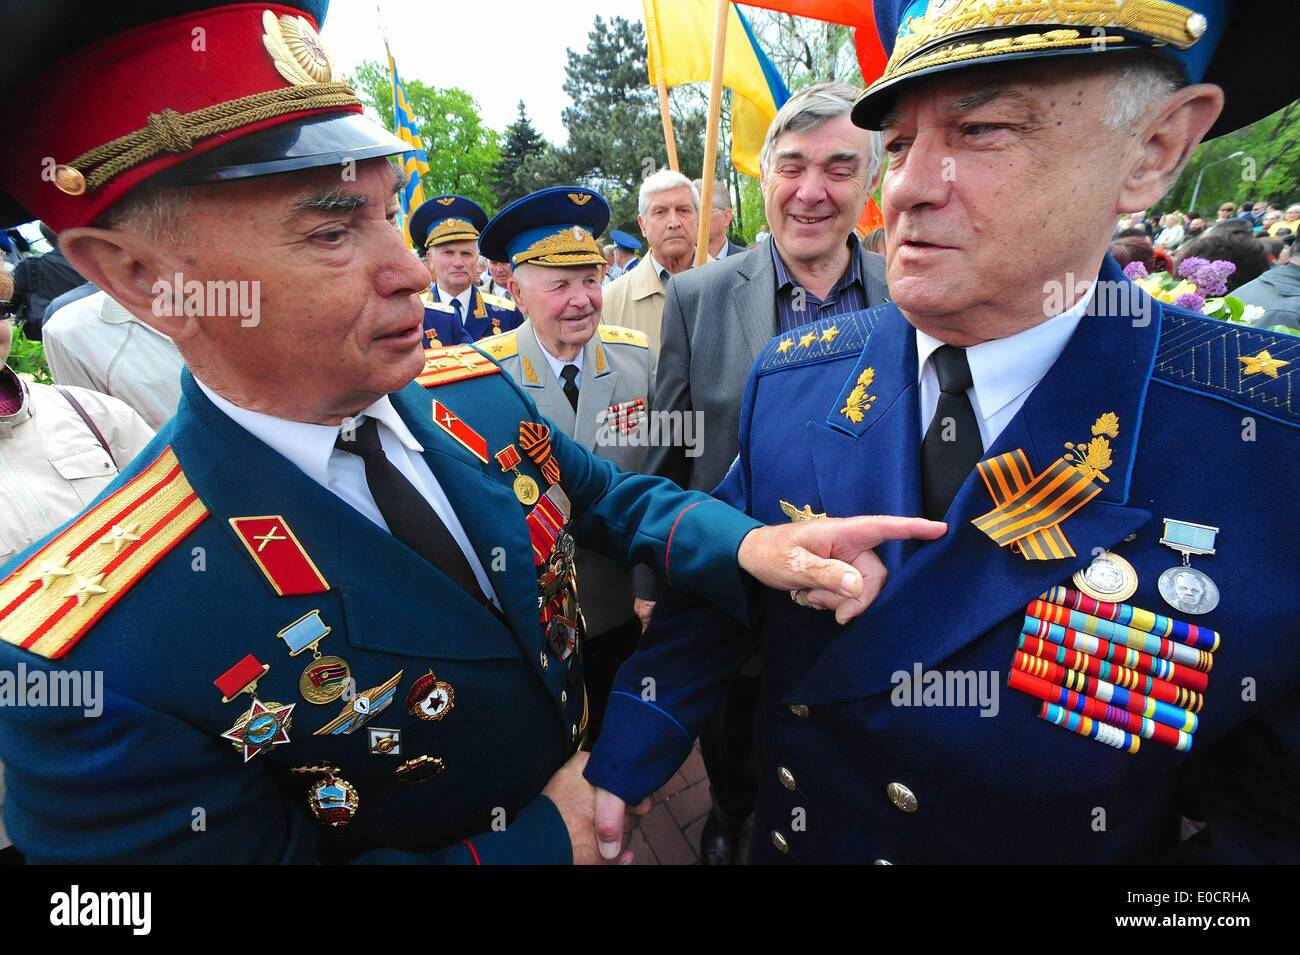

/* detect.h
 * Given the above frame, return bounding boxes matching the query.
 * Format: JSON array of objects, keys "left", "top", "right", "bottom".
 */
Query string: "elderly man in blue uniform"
[
  {"left": 588, "top": 0, "right": 1300, "bottom": 863},
  {"left": 0, "top": 0, "right": 941, "bottom": 865},
  {"left": 603, "top": 230, "right": 641, "bottom": 284},
  {"left": 410, "top": 195, "right": 520, "bottom": 343}
]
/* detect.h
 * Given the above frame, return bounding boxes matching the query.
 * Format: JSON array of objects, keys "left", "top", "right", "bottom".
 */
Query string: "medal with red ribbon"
[{"left": 495, "top": 444, "right": 541, "bottom": 505}]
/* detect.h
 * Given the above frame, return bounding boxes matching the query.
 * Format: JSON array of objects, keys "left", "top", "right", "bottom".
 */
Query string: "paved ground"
[{"left": 623, "top": 743, "right": 711, "bottom": 865}]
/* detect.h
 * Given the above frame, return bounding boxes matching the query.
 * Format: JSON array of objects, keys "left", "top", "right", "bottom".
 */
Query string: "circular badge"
[
  {"left": 406, "top": 670, "right": 456, "bottom": 721},
  {"left": 299, "top": 655, "right": 352, "bottom": 704},
  {"left": 1158, "top": 566, "right": 1220, "bottom": 615},
  {"left": 513, "top": 473, "right": 540, "bottom": 506},
  {"left": 1072, "top": 551, "right": 1139, "bottom": 603}
]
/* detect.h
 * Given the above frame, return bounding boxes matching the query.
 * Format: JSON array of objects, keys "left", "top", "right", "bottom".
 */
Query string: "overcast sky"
[{"left": 320, "top": 0, "right": 646, "bottom": 144}]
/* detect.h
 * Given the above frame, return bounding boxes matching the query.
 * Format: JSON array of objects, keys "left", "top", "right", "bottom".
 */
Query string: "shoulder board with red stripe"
[
  {"left": 416, "top": 345, "right": 501, "bottom": 388},
  {"left": 0, "top": 447, "right": 208, "bottom": 660}
]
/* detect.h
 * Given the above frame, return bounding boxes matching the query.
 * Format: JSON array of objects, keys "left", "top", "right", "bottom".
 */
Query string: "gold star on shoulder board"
[
  {"left": 26, "top": 557, "right": 73, "bottom": 589},
  {"left": 798, "top": 332, "right": 818, "bottom": 348},
  {"left": 820, "top": 326, "right": 839, "bottom": 344},
  {"left": 776, "top": 338, "right": 795, "bottom": 354},
  {"left": 72, "top": 572, "right": 109, "bottom": 607},
  {"left": 1239, "top": 349, "right": 1289, "bottom": 379},
  {"left": 98, "top": 523, "right": 141, "bottom": 553}
]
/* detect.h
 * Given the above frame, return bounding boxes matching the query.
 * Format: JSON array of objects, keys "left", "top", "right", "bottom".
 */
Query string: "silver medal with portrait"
[
  {"left": 1157, "top": 565, "right": 1219, "bottom": 615},
  {"left": 1072, "top": 551, "right": 1138, "bottom": 603}
]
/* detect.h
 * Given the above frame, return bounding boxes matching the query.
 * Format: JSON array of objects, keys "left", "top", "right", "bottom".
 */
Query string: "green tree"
[
  {"left": 491, "top": 101, "right": 550, "bottom": 207},
  {"left": 350, "top": 60, "right": 502, "bottom": 212},
  {"left": 549, "top": 16, "right": 706, "bottom": 236},
  {"left": 1160, "top": 99, "right": 1300, "bottom": 216}
]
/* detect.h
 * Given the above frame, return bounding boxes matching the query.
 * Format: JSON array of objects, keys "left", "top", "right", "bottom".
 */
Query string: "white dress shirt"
[
  {"left": 437, "top": 284, "right": 475, "bottom": 327},
  {"left": 916, "top": 282, "right": 1096, "bottom": 450},
  {"left": 538, "top": 338, "right": 585, "bottom": 391},
  {"left": 194, "top": 378, "right": 499, "bottom": 607}
]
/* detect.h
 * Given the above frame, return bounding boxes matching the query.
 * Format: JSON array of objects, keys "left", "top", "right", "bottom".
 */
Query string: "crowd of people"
[
  {"left": 0, "top": 0, "right": 1297, "bottom": 873},
  {"left": 1110, "top": 200, "right": 1299, "bottom": 329}
]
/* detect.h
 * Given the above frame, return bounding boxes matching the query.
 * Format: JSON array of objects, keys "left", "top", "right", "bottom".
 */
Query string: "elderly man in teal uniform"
[
  {"left": 0, "top": 0, "right": 942, "bottom": 865},
  {"left": 587, "top": 0, "right": 1300, "bottom": 863},
  {"left": 410, "top": 194, "right": 521, "bottom": 343}
]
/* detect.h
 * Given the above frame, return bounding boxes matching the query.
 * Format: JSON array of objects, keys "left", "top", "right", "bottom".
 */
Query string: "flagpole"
[
  {"left": 694, "top": 0, "right": 729, "bottom": 267},
  {"left": 656, "top": 77, "right": 680, "bottom": 172}
]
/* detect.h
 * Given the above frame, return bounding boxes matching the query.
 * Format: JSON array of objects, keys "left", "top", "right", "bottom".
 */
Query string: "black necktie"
[
  {"left": 335, "top": 417, "right": 485, "bottom": 603},
  {"left": 920, "top": 345, "right": 983, "bottom": 520},
  {"left": 560, "top": 364, "right": 580, "bottom": 411}
]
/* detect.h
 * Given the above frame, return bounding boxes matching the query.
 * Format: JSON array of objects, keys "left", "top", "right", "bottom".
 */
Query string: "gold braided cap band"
[
  {"left": 425, "top": 217, "right": 481, "bottom": 248},
  {"left": 870, "top": 0, "right": 1207, "bottom": 96},
  {"left": 511, "top": 228, "right": 608, "bottom": 268},
  {"left": 64, "top": 82, "right": 361, "bottom": 194}
]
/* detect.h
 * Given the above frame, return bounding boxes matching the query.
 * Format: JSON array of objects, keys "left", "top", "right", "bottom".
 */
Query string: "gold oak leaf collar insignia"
[{"left": 840, "top": 367, "right": 877, "bottom": 424}]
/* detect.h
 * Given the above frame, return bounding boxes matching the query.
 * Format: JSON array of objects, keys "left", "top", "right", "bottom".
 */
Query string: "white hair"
[
  {"left": 692, "top": 178, "right": 731, "bottom": 212},
  {"left": 760, "top": 81, "right": 883, "bottom": 184},
  {"left": 1102, "top": 54, "right": 1184, "bottom": 129},
  {"left": 95, "top": 184, "right": 194, "bottom": 242},
  {"left": 638, "top": 169, "right": 700, "bottom": 218}
]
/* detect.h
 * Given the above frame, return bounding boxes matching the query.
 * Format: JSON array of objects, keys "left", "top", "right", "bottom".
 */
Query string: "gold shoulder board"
[
  {"left": 598, "top": 324, "right": 649, "bottom": 348},
  {"left": 0, "top": 447, "right": 209, "bottom": 659},
  {"left": 417, "top": 345, "right": 503, "bottom": 388}
]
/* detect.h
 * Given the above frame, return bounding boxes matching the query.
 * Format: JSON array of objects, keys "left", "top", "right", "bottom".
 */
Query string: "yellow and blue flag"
[
  {"left": 643, "top": 0, "right": 790, "bottom": 178},
  {"left": 387, "top": 50, "right": 429, "bottom": 240}
]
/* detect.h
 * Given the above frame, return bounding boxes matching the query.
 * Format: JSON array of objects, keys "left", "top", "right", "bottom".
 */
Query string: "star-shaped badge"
[
  {"left": 776, "top": 338, "right": 795, "bottom": 354},
  {"left": 97, "top": 523, "right": 141, "bottom": 553},
  {"left": 221, "top": 698, "right": 295, "bottom": 763},
  {"left": 26, "top": 556, "right": 73, "bottom": 589},
  {"left": 1239, "top": 349, "right": 1289, "bottom": 379},
  {"left": 798, "top": 331, "right": 818, "bottom": 348},
  {"left": 71, "top": 572, "right": 108, "bottom": 607}
]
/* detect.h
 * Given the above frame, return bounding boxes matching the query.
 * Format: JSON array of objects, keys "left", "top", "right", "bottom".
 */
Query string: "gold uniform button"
[
  {"left": 53, "top": 164, "right": 87, "bottom": 196},
  {"left": 787, "top": 704, "right": 810, "bottom": 719},
  {"left": 561, "top": 690, "right": 568, "bottom": 705},
  {"left": 873, "top": 858, "right": 893, "bottom": 866},
  {"left": 539, "top": 651, "right": 549, "bottom": 671},
  {"left": 777, "top": 767, "right": 796, "bottom": 791},
  {"left": 886, "top": 781, "right": 918, "bottom": 813},
  {"left": 771, "top": 830, "right": 790, "bottom": 854}
]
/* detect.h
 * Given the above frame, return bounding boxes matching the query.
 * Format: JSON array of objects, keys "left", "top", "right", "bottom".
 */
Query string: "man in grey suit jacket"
[{"left": 646, "top": 82, "right": 890, "bottom": 864}]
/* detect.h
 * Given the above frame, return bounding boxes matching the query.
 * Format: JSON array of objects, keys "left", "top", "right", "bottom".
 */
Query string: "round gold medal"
[
  {"left": 513, "top": 473, "right": 540, "bottom": 505},
  {"left": 1072, "top": 551, "right": 1139, "bottom": 603},
  {"left": 299, "top": 655, "right": 352, "bottom": 704}
]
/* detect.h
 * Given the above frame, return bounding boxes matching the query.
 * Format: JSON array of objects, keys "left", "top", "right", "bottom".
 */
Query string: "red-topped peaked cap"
[{"left": 0, "top": 1, "right": 409, "bottom": 230}]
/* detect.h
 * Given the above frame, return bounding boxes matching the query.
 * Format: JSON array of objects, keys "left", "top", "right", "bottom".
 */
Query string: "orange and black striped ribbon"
[
  {"left": 971, "top": 450, "right": 1101, "bottom": 560},
  {"left": 518, "top": 421, "right": 561, "bottom": 486}
]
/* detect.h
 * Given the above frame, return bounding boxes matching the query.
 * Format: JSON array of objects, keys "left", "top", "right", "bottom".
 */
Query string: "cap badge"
[{"left": 262, "top": 10, "right": 339, "bottom": 86}]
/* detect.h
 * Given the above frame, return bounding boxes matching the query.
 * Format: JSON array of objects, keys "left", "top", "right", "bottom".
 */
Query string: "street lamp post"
[{"left": 1188, "top": 150, "right": 1245, "bottom": 214}]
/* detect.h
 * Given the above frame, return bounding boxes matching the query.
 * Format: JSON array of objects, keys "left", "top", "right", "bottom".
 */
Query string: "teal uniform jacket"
[
  {"left": 0, "top": 355, "right": 761, "bottom": 864},
  {"left": 428, "top": 284, "right": 523, "bottom": 342},
  {"left": 586, "top": 256, "right": 1300, "bottom": 863}
]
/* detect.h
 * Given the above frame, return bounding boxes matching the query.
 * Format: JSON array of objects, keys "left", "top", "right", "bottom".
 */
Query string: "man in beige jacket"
[{"left": 600, "top": 170, "right": 710, "bottom": 350}]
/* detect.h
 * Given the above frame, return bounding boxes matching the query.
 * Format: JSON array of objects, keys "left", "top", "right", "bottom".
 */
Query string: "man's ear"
[
  {"left": 1117, "top": 83, "right": 1224, "bottom": 214},
  {"left": 58, "top": 227, "right": 201, "bottom": 342},
  {"left": 636, "top": 215, "right": 648, "bottom": 242}
]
